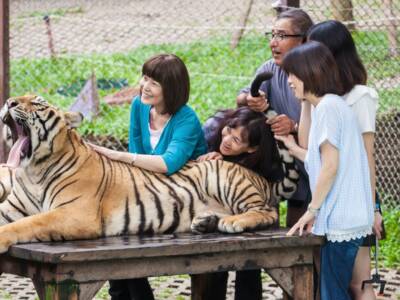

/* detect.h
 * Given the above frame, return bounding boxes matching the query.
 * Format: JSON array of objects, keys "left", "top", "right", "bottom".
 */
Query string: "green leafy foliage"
[{"left": 380, "top": 206, "right": 400, "bottom": 267}]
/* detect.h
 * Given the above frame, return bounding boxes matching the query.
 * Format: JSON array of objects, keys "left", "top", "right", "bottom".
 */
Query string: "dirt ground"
[{"left": 9, "top": 0, "right": 277, "bottom": 59}]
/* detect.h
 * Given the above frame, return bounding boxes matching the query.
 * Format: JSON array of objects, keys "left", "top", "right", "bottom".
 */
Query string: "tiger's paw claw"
[{"left": 218, "top": 216, "right": 245, "bottom": 233}]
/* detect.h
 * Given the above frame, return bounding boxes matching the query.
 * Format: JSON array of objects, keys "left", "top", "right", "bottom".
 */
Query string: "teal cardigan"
[{"left": 128, "top": 96, "right": 207, "bottom": 174}]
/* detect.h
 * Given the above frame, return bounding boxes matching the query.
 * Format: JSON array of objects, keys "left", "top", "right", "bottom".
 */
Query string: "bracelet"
[
  {"left": 131, "top": 153, "right": 138, "bottom": 166},
  {"left": 307, "top": 204, "right": 320, "bottom": 216}
]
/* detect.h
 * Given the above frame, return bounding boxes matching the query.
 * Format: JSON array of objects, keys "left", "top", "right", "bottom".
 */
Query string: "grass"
[
  {"left": 0, "top": 290, "right": 12, "bottom": 299},
  {"left": 10, "top": 31, "right": 399, "bottom": 140}
]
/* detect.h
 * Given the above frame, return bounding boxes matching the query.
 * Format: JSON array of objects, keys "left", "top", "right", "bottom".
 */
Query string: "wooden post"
[
  {"left": 272, "top": 0, "right": 300, "bottom": 15},
  {"left": 230, "top": 0, "right": 254, "bottom": 49},
  {"left": 330, "top": 0, "right": 355, "bottom": 31},
  {"left": 383, "top": 0, "right": 398, "bottom": 57},
  {"left": 43, "top": 15, "right": 56, "bottom": 59},
  {"left": 0, "top": 0, "right": 10, "bottom": 163}
]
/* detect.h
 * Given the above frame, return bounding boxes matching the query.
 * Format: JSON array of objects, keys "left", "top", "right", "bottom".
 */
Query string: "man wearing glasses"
[
  {"left": 237, "top": 7, "right": 313, "bottom": 228},
  {"left": 234, "top": 8, "right": 314, "bottom": 299}
]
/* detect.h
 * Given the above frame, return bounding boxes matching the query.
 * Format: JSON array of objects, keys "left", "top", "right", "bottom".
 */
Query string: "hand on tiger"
[
  {"left": 196, "top": 152, "right": 223, "bottom": 162},
  {"left": 274, "top": 134, "right": 297, "bottom": 152},
  {"left": 286, "top": 211, "right": 315, "bottom": 237},
  {"left": 88, "top": 143, "right": 120, "bottom": 160},
  {"left": 267, "top": 114, "right": 296, "bottom": 135},
  {"left": 246, "top": 91, "right": 269, "bottom": 112}
]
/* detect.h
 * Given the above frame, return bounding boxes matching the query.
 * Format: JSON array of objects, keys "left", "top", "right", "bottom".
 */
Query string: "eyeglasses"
[{"left": 265, "top": 32, "right": 304, "bottom": 41}]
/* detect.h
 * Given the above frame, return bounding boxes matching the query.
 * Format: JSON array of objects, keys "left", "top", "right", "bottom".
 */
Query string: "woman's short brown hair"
[
  {"left": 142, "top": 54, "right": 190, "bottom": 115},
  {"left": 282, "top": 41, "right": 344, "bottom": 97}
]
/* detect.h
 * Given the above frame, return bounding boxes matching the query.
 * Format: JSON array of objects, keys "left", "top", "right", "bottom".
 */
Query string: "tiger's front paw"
[
  {"left": 0, "top": 231, "right": 16, "bottom": 253},
  {"left": 191, "top": 213, "right": 219, "bottom": 234},
  {"left": 218, "top": 216, "right": 247, "bottom": 233}
]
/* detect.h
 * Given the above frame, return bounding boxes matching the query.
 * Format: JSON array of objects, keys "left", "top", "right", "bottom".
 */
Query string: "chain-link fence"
[{"left": 8, "top": 0, "right": 400, "bottom": 207}]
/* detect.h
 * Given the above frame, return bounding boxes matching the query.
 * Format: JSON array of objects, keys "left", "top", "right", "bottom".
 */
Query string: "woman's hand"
[
  {"left": 88, "top": 143, "right": 121, "bottom": 160},
  {"left": 287, "top": 211, "right": 315, "bottom": 236},
  {"left": 274, "top": 134, "right": 298, "bottom": 152},
  {"left": 373, "top": 211, "right": 383, "bottom": 239},
  {"left": 274, "top": 134, "right": 306, "bottom": 161},
  {"left": 267, "top": 114, "right": 296, "bottom": 136},
  {"left": 196, "top": 152, "right": 223, "bottom": 162}
]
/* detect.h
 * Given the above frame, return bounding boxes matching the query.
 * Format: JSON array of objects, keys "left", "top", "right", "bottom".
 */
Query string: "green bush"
[{"left": 380, "top": 206, "right": 400, "bottom": 267}]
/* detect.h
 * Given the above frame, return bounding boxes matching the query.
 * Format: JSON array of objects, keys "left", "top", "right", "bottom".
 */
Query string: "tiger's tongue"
[{"left": 6, "top": 136, "right": 28, "bottom": 168}]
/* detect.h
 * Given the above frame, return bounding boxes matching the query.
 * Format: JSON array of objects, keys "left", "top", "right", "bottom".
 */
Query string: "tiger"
[{"left": 0, "top": 95, "right": 299, "bottom": 253}]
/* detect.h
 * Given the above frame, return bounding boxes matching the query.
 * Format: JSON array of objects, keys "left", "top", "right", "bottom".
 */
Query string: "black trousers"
[
  {"left": 109, "top": 278, "right": 155, "bottom": 300},
  {"left": 196, "top": 269, "right": 262, "bottom": 300}
]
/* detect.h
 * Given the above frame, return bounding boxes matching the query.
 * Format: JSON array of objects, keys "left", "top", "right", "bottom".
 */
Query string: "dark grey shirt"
[{"left": 240, "top": 59, "right": 311, "bottom": 203}]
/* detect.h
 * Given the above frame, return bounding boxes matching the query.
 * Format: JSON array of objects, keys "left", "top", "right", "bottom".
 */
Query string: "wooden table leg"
[
  {"left": 293, "top": 265, "right": 313, "bottom": 300},
  {"left": 267, "top": 265, "right": 313, "bottom": 300},
  {"left": 33, "top": 278, "right": 105, "bottom": 300}
]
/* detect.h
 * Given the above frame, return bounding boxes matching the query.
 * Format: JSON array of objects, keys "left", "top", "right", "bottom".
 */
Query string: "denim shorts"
[{"left": 320, "top": 237, "right": 364, "bottom": 300}]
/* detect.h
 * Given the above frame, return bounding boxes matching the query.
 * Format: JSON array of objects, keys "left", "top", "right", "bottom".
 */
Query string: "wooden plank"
[
  {"left": 0, "top": 0, "right": 9, "bottom": 163},
  {"left": 1, "top": 246, "right": 314, "bottom": 282},
  {"left": 6, "top": 231, "right": 324, "bottom": 263}
]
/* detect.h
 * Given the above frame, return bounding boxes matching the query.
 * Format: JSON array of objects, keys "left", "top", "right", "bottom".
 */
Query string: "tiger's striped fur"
[{"left": 0, "top": 95, "right": 299, "bottom": 253}]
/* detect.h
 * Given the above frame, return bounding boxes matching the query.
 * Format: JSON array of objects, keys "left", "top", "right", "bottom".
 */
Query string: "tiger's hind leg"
[{"left": 218, "top": 209, "right": 278, "bottom": 233}]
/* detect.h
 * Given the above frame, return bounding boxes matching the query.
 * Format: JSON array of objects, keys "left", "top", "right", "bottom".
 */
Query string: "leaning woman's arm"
[
  {"left": 274, "top": 134, "right": 307, "bottom": 161},
  {"left": 308, "top": 141, "right": 339, "bottom": 210},
  {"left": 363, "top": 133, "right": 376, "bottom": 200},
  {"left": 287, "top": 141, "right": 339, "bottom": 236},
  {"left": 161, "top": 111, "right": 206, "bottom": 174},
  {"left": 363, "top": 132, "right": 383, "bottom": 238},
  {"left": 89, "top": 144, "right": 168, "bottom": 173},
  {"left": 298, "top": 101, "right": 312, "bottom": 149}
]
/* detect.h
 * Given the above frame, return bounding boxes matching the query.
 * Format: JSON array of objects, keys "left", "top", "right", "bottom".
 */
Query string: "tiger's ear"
[{"left": 64, "top": 112, "right": 84, "bottom": 128}]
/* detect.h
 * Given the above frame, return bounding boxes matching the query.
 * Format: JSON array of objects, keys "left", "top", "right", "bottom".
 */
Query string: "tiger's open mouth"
[{"left": 2, "top": 111, "right": 32, "bottom": 168}]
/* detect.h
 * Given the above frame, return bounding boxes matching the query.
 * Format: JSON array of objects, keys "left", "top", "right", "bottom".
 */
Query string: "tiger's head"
[{"left": 0, "top": 95, "right": 83, "bottom": 168}]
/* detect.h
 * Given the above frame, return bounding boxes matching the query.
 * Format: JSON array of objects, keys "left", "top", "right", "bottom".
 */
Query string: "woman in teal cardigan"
[
  {"left": 92, "top": 53, "right": 206, "bottom": 300},
  {"left": 92, "top": 53, "right": 206, "bottom": 174},
  {"left": 128, "top": 94, "right": 206, "bottom": 174}
]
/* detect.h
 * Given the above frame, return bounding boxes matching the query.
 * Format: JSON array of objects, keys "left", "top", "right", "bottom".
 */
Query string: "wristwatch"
[{"left": 307, "top": 204, "right": 320, "bottom": 215}]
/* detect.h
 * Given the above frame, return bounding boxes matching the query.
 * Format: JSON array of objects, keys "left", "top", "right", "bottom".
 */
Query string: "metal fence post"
[{"left": 0, "top": 0, "right": 9, "bottom": 163}]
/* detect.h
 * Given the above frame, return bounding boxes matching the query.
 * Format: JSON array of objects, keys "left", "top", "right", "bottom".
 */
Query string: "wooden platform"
[{"left": 0, "top": 229, "right": 324, "bottom": 300}]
